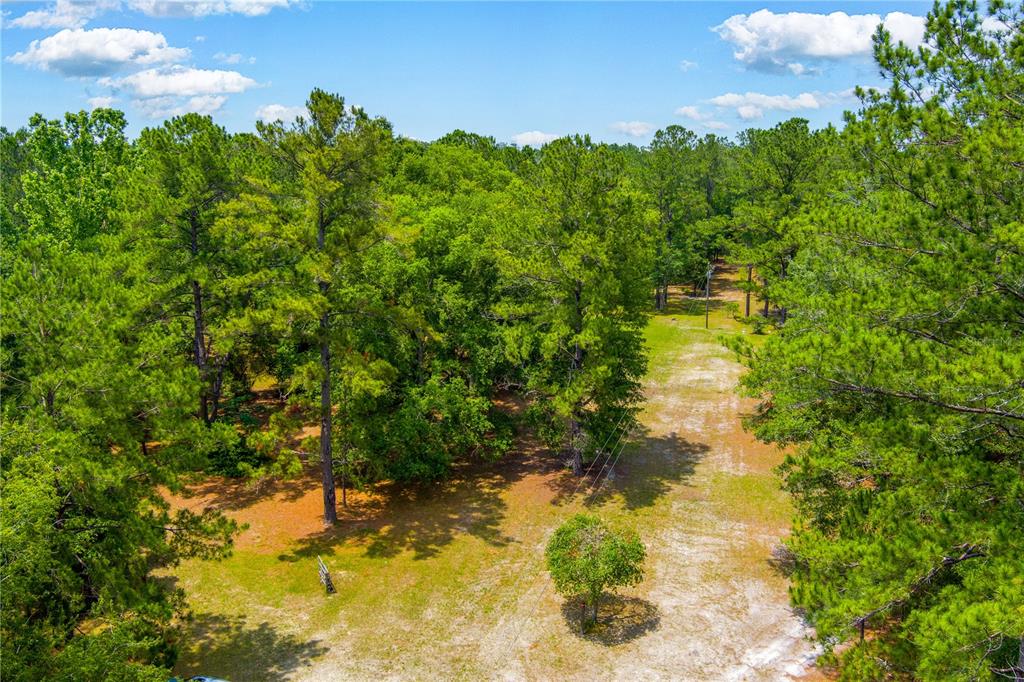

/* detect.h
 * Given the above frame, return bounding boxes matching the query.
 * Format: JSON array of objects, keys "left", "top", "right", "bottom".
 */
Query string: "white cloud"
[
  {"left": 255, "top": 103, "right": 307, "bottom": 122},
  {"left": 713, "top": 10, "right": 925, "bottom": 73},
  {"left": 679, "top": 59, "right": 697, "bottom": 72},
  {"left": 214, "top": 51, "right": 253, "bottom": 64},
  {"left": 126, "top": 0, "right": 294, "bottom": 18},
  {"left": 981, "top": 15, "right": 1011, "bottom": 34},
  {"left": 610, "top": 121, "right": 654, "bottom": 137},
  {"left": 101, "top": 65, "right": 257, "bottom": 118},
  {"left": 134, "top": 94, "right": 227, "bottom": 118},
  {"left": 674, "top": 105, "right": 729, "bottom": 131},
  {"left": 7, "top": 0, "right": 118, "bottom": 29},
  {"left": 709, "top": 91, "right": 823, "bottom": 119},
  {"left": 101, "top": 65, "right": 257, "bottom": 97},
  {"left": 7, "top": 0, "right": 295, "bottom": 28},
  {"left": 87, "top": 95, "right": 116, "bottom": 109},
  {"left": 7, "top": 28, "right": 189, "bottom": 77},
  {"left": 675, "top": 106, "right": 703, "bottom": 120},
  {"left": 194, "top": 35, "right": 207, "bottom": 42},
  {"left": 511, "top": 130, "right": 559, "bottom": 147}
]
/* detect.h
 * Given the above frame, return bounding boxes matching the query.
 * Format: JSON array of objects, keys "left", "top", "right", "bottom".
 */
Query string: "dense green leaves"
[
  {"left": 497, "top": 136, "right": 654, "bottom": 474},
  {"left": 739, "top": 2, "right": 1024, "bottom": 678},
  {"left": 545, "top": 513, "right": 646, "bottom": 626}
]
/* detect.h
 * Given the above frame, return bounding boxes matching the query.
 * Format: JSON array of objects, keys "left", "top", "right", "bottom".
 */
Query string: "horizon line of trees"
[{"left": 2, "top": 1, "right": 1020, "bottom": 678}]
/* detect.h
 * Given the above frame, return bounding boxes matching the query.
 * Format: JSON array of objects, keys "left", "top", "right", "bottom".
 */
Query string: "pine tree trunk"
[
  {"left": 189, "top": 213, "right": 210, "bottom": 424},
  {"left": 745, "top": 265, "right": 752, "bottom": 318},
  {"left": 191, "top": 279, "right": 209, "bottom": 424},
  {"left": 569, "top": 281, "right": 585, "bottom": 476},
  {"left": 317, "top": 207, "right": 337, "bottom": 525},
  {"left": 569, "top": 414, "right": 583, "bottom": 475},
  {"left": 341, "top": 446, "right": 348, "bottom": 508},
  {"left": 209, "top": 357, "right": 226, "bottom": 422},
  {"left": 1016, "top": 637, "right": 1024, "bottom": 682},
  {"left": 320, "top": 310, "right": 337, "bottom": 525}
]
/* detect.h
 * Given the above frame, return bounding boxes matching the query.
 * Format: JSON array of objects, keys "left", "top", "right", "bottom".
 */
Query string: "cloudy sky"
[{"left": 1, "top": 1, "right": 933, "bottom": 142}]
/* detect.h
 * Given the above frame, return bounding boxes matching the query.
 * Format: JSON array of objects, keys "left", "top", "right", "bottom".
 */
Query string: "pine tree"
[
  {"left": 738, "top": 2, "right": 1024, "bottom": 677},
  {"left": 257, "top": 89, "right": 392, "bottom": 524},
  {"left": 497, "top": 136, "right": 654, "bottom": 475},
  {"left": 129, "top": 113, "right": 238, "bottom": 425}
]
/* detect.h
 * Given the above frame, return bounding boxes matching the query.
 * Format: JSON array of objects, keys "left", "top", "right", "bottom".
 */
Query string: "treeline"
[
  {"left": 2, "top": 0, "right": 1021, "bottom": 679},
  {"left": 0, "top": 91, "right": 758, "bottom": 678}
]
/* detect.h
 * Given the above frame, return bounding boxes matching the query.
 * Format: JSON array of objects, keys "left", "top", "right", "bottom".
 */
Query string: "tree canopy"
[{"left": 2, "top": 4, "right": 1021, "bottom": 674}]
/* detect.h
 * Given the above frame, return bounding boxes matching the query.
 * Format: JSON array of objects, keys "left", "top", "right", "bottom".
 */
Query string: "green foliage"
[
  {"left": 641, "top": 127, "right": 739, "bottom": 308},
  {"left": 545, "top": 514, "right": 646, "bottom": 626},
  {"left": 496, "top": 136, "right": 654, "bottom": 474},
  {"left": 738, "top": 2, "right": 1024, "bottom": 678},
  {"left": 1, "top": 237, "right": 238, "bottom": 678},
  {"left": 729, "top": 117, "right": 841, "bottom": 321},
  {"left": 15, "top": 109, "right": 131, "bottom": 246},
  {"left": 127, "top": 113, "right": 241, "bottom": 426}
]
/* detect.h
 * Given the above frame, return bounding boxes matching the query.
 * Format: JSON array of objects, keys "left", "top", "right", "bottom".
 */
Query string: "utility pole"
[{"left": 705, "top": 262, "right": 715, "bottom": 329}]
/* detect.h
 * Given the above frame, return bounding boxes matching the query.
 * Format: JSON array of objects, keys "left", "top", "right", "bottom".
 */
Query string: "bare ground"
[{"left": 170, "top": 266, "right": 820, "bottom": 681}]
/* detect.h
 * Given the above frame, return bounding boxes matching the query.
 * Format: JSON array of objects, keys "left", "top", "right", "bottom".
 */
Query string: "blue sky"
[{"left": 1, "top": 1, "right": 933, "bottom": 143}]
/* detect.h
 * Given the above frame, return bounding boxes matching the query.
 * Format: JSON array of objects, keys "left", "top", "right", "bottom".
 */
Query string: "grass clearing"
[{"left": 169, "top": 265, "right": 819, "bottom": 680}]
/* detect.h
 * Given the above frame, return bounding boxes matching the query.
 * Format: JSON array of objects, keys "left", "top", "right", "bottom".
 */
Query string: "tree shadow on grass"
[
  {"left": 767, "top": 543, "right": 798, "bottom": 578},
  {"left": 544, "top": 431, "right": 708, "bottom": 510},
  {"left": 277, "top": 446, "right": 555, "bottom": 562},
  {"left": 178, "top": 467, "right": 316, "bottom": 512},
  {"left": 559, "top": 594, "right": 661, "bottom": 646},
  {"left": 174, "top": 612, "right": 328, "bottom": 681}
]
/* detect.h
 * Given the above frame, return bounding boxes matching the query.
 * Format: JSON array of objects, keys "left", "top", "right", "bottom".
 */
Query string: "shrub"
[{"left": 545, "top": 513, "right": 645, "bottom": 628}]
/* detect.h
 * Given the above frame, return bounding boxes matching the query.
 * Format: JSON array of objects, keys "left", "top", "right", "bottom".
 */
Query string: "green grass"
[{"left": 170, "top": 269, "right": 800, "bottom": 680}]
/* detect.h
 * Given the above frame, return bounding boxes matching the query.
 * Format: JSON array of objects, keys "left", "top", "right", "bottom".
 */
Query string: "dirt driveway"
[{"left": 172, "top": 268, "right": 820, "bottom": 681}]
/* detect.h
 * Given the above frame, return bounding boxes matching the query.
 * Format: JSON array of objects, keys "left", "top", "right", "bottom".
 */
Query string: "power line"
[
  {"left": 490, "top": 409, "right": 636, "bottom": 675},
  {"left": 487, "top": 405, "right": 630, "bottom": 671}
]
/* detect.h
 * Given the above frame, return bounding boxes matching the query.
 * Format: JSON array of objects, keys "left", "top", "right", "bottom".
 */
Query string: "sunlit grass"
[{"left": 170, "top": 266, "right": 798, "bottom": 680}]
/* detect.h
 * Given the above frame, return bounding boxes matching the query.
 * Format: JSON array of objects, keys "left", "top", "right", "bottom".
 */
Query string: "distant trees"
[
  {"left": 730, "top": 118, "right": 837, "bottom": 320},
  {"left": 497, "top": 136, "right": 653, "bottom": 475},
  {"left": 641, "top": 128, "right": 738, "bottom": 311},
  {"left": 737, "top": 1, "right": 1024, "bottom": 678},
  {"left": 546, "top": 513, "right": 646, "bottom": 628}
]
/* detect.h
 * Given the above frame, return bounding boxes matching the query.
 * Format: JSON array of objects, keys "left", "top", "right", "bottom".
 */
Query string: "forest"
[{"left": 1, "top": 1, "right": 1022, "bottom": 680}]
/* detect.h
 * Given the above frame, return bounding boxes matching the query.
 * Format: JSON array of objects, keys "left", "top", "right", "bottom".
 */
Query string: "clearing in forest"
[{"left": 169, "top": 265, "right": 820, "bottom": 681}]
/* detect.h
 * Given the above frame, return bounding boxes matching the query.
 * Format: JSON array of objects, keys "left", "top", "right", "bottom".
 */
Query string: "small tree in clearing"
[{"left": 545, "top": 514, "right": 646, "bottom": 629}]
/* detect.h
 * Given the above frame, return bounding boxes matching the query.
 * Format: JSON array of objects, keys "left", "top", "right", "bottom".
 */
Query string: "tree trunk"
[
  {"left": 319, "top": 311, "right": 337, "bottom": 525},
  {"left": 569, "top": 280, "right": 585, "bottom": 476},
  {"left": 1015, "top": 637, "right": 1024, "bottom": 682},
  {"left": 317, "top": 207, "right": 337, "bottom": 526},
  {"left": 745, "top": 265, "right": 752, "bottom": 317},
  {"left": 341, "top": 446, "right": 348, "bottom": 508},
  {"left": 189, "top": 213, "right": 210, "bottom": 424},
  {"left": 569, "top": 415, "right": 583, "bottom": 475},
  {"left": 192, "top": 279, "right": 209, "bottom": 424},
  {"left": 209, "top": 356, "right": 227, "bottom": 423},
  {"left": 705, "top": 268, "right": 712, "bottom": 329}
]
